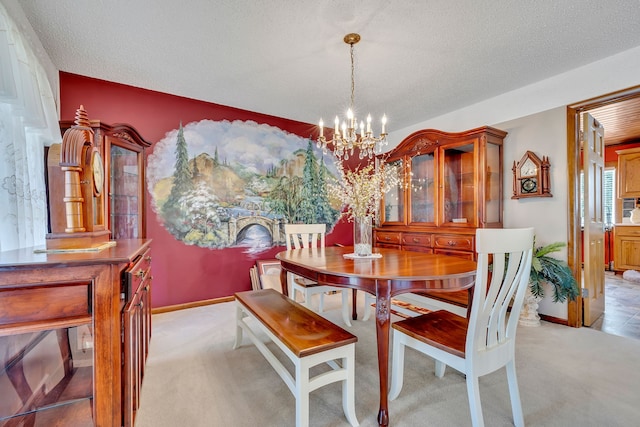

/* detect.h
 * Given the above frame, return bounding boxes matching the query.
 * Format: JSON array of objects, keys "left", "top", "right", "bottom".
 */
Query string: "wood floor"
[{"left": 589, "top": 271, "right": 640, "bottom": 340}]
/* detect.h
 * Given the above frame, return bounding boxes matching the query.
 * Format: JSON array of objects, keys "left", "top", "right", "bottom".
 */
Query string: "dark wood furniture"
[
  {"left": 49, "top": 110, "right": 151, "bottom": 243},
  {"left": 374, "top": 126, "right": 505, "bottom": 309},
  {"left": 0, "top": 239, "right": 151, "bottom": 427},
  {"left": 275, "top": 245, "right": 477, "bottom": 427}
]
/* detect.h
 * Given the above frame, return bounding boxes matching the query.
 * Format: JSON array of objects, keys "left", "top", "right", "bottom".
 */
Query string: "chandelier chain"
[{"left": 350, "top": 42, "right": 355, "bottom": 111}]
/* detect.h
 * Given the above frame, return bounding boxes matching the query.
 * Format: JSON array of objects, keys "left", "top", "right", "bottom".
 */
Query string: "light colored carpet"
[{"left": 135, "top": 294, "right": 640, "bottom": 427}]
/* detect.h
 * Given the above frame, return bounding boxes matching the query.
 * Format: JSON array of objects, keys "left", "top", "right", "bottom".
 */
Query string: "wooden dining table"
[{"left": 276, "top": 245, "right": 477, "bottom": 426}]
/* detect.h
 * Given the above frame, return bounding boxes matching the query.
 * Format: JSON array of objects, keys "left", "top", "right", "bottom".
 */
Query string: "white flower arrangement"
[{"left": 327, "top": 159, "right": 401, "bottom": 222}]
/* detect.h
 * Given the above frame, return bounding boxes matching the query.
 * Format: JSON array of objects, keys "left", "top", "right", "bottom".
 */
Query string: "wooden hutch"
[
  {"left": 0, "top": 107, "right": 152, "bottom": 426},
  {"left": 374, "top": 126, "right": 506, "bottom": 308}
]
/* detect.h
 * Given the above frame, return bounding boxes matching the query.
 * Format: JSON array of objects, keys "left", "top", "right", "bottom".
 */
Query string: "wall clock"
[
  {"left": 512, "top": 151, "right": 552, "bottom": 199},
  {"left": 45, "top": 106, "right": 110, "bottom": 249},
  {"left": 91, "top": 149, "right": 104, "bottom": 196}
]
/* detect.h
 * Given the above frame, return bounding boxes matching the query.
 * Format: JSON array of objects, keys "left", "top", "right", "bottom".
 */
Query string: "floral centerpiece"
[{"left": 327, "top": 159, "right": 401, "bottom": 256}]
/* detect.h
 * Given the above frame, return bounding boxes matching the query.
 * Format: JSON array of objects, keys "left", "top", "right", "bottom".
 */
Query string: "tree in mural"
[
  {"left": 266, "top": 140, "right": 339, "bottom": 226},
  {"left": 162, "top": 123, "right": 194, "bottom": 238},
  {"left": 299, "top": 140, "right": 319, "bottom": 223},
  {"left": 267, "top": 175, "right": 304, "bottom": 222},
  {"left": 315, "top": 156, "right": 340, "bottom": 226},
  {"left": 181, "top": 181, "right": 228, "bottom": 248}
]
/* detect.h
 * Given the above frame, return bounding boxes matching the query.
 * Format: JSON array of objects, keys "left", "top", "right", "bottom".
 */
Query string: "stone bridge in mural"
[{"left": 229, "top": 215, "right": 285, "bottom": 247}]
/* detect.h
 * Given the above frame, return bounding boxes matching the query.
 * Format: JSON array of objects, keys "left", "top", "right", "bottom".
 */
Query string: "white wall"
[
  {"left": 496, "top": 107, "right": 569, "bottom": 319},
  {"left": 386, "top": 45, "right": 640, "bottom": 320}
]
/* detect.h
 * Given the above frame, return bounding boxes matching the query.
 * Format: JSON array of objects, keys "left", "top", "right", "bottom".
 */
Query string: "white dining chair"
[
  {"left": 284, "top": 224, "right": 352, "bottom": 327},
  {"left": 389, "top": 227, "right": 534, "bottom": 427}
]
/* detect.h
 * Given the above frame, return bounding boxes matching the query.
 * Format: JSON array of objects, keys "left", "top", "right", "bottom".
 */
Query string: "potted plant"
[{"left": 519, "top": 240, "right": 579, "bottom": 327}]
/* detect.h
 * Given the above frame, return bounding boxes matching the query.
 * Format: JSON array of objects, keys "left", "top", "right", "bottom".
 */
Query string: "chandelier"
[{"left": 317, "top": 33, "right": 388, "bottom": 160}]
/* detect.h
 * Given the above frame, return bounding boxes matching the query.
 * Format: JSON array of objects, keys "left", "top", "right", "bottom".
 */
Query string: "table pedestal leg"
[
  {"left": 352, "top": 289, "right": 358, "bottom": 320},
  {"left": 375, "top": 280, "right": 391, "bottom": 426},
  {"left": 279, "top": 269, "right": 288, "bottom": 296}
]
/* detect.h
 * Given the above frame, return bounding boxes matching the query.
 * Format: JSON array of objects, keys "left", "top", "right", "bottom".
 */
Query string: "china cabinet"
[
  {"left": 374, "top": 126, "right": 506, "bottom": 309},
  {"left": 376, "top": 126, "right": 506, "bottom": 258},
  {"left": 58, "top": 116, "right": 151, "bottom": 240}
]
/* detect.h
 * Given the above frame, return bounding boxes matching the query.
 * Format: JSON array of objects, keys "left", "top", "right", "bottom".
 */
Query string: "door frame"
[{"left": 566, "top": 85, "right": 640, "bottom": 327}]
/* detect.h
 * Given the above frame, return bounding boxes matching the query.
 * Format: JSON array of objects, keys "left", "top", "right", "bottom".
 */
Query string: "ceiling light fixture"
[{"left": 317, "top": 33, "right": 388, "bottom": 160}]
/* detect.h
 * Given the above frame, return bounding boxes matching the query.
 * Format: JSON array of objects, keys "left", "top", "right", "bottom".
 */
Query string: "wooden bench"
[{"left": 233, "top": 289, "right": 359, "bottom": 427}]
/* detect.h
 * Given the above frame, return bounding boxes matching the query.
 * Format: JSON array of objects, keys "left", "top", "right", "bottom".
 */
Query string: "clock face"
[
  {"left": 521, "top": 158, "right": 537, "bottom": 177},
  {"left": 91, "top": 150, "right": 104, "bottom": 195},
  {"left": 521, "top": 177, "right": 538, "bottom": 194}
]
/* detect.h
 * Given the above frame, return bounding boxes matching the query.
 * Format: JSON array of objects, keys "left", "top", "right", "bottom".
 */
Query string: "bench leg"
[
  {"left": 233, "top": 302, "right": 245, "bottom": 349},
  {"left": 295, "top": 362, "right": 310, "bottom": 427}
]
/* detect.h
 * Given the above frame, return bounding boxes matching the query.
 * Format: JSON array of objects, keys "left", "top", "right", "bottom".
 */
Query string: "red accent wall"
[{"left": 60, "top": 72, "right": 352, "bottom": 308}]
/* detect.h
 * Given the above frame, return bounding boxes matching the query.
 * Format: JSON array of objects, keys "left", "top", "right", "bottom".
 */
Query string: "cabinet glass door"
[
  {"left": 441, "top": 143, "right": 475, "bottom": 225},
  {"left": 109, "top": 141, "right": 143, "bottom": 239},
  {"left": 410, "top": 153, "right": 436, "bottom": 223},
  {"left": 381, "top": 159, "right": 405, "bottom": 224}
]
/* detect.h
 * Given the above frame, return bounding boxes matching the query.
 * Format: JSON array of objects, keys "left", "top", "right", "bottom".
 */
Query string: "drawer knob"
[
  {"left": 448, "top": 240, "right": 456, "bottom": 246},
  {"left": 136, "top": 270, "right": 145, "bottom": 278},
  {"left": 385, "top": 236, "right": 391, "bottom": 241},
  {"left": 145, "top": 256, "right": 152, "bottom": 262},
  {"left": 413, "top": 238, "right": 419, "bottom": 243}
]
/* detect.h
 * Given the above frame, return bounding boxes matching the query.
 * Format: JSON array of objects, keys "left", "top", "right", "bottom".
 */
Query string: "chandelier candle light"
[{"left": 317, "top": 33, "right": 388, "bottom": 160}]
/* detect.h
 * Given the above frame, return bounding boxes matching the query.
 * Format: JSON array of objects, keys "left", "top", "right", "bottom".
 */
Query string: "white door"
[{"left": 582, "top": 112, "right": 605, "bottom": 326}]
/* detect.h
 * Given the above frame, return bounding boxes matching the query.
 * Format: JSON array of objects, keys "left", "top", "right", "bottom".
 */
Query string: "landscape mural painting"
[{"left": 147, "top": 119, "right": 341, "bottom": 254}]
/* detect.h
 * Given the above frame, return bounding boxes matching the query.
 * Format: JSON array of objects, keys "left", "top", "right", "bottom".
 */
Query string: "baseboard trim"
[
  {"left": 151, "top": 296, "right": 235, "bottom": 314},
  {"left": 539, "top": 313, "right": 569, "bottom": 326}
]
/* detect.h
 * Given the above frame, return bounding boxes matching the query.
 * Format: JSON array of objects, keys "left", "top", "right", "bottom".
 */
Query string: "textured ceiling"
[{"left": 17, "top": 0, "right": 640, "bottom": 136}]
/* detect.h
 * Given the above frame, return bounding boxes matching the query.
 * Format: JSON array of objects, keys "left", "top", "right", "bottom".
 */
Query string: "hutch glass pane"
[
  {"left": 110, "top": 145, "right": 140, "bottom": 239},
  {"left": 442, "top": 143, "right": 475, "bottom": 224},
  {"left": 486, "top": 142, "right": 501, "bottom": 223},
  {"left": 0, "top": 326, "right": 94, "bottom": 425},
  {"left": 382, "top": 159, "right": 404, "bottom": 223},
  {"left": 410, "top": 153, "right": 435, "bottom": 223}
]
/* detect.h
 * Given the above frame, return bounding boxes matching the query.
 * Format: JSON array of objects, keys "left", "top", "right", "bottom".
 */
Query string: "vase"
[
  {"left": 519, "top": 285, "right": 542, "bottom": 327},
  {"left": 354, "top": 216, "right": 373, "bottom": 256}
]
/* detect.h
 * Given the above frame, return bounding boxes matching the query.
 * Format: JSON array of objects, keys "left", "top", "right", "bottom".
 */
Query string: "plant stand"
[{"left": 519, "top": 287, "right": 542, "bottom": 327}]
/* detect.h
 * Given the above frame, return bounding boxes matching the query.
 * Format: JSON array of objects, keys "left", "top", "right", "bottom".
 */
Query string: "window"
[{"left": 580, "top": 168, "right": 615, "bottom": 227}]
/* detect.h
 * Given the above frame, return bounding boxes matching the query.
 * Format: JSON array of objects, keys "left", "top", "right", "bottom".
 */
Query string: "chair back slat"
[
  {"left": 284, "top": 224, "right": 326, "bottom": 250},
  {"left": 468, "top": 228, "right": 534, "bottom": 355}
]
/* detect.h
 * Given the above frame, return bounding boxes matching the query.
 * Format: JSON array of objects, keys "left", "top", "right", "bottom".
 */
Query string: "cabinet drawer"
[
  {"left": 434, "top": 249, "right": 475, "bottom": 260},
  {"left": 403, "top": 245, "right": 433, "bottom": 254},
  {"left": 0, "top": 282, "right": 91, "bottom": 327},
  {"left": 402, "top": 233, "right": 432, "bottom": 248},
  {"left": 375, "top": 231, "right": 401, "bottom": 245},
  {"left": 433, "top": 234, "right": 474, "bottom": 252},
  {"left": 125, "top": 249, "right": 152, "bottom": 299}
]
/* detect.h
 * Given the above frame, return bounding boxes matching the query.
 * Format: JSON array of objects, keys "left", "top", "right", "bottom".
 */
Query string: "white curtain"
[{"left": 0, "top": 5, "right": 61, "bottom": 251}]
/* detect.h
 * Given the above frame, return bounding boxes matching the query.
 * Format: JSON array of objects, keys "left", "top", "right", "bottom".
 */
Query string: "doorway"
[{"left": 567, "top": 84, "right": 640, "bottom": 328}]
